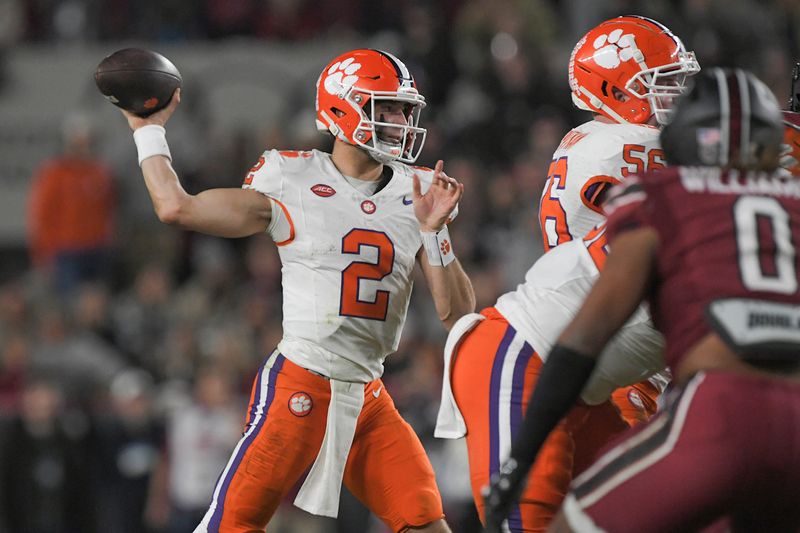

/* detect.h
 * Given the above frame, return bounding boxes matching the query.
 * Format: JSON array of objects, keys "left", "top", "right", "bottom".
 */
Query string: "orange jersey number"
[
  {"left": 621, "top": 144, "right": 666, "bottom": 177},
  {"left": 582, "top": 223, "right": 609, "bottom": 270},
  {"left": 540, "top": 157, "right": 570, "bottom": 251},
  {"left": 243, "top": 156, "right": 266, "bottom": 186},
  {"left": 340, "top": 229, "right": 395, "bottom": 321}
]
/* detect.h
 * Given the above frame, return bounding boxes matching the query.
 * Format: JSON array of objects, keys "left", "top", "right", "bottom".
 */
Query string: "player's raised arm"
[
  {"left": 120, "top": 89, "right": 272, "bottom": 238},
  {"left": 414, "top": 160, "right": 475, "bottom": 330}
]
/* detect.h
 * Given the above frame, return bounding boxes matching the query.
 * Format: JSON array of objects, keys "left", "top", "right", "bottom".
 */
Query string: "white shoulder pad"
[
  {"left": 570, "top": 124, "right": 662, "bottom": 182},
  {"left": 242, "top": 149, "right": 296, "bottom": 245},
  {"left": 242, "top": 149, "right": 284, "bottom": 198}
]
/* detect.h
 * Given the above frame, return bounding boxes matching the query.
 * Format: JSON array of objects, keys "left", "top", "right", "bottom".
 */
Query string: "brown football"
[{"left": 95, "top": 48, "right": 181, "bottom": 117}]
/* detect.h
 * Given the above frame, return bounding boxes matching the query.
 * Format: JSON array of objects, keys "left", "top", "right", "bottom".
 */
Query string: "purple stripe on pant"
[
  {"left": 507, "top": 341, "right": 535, "bottom": 532},
  {"left": 488, "top": 324, "right": 517, "bottom": 476}
]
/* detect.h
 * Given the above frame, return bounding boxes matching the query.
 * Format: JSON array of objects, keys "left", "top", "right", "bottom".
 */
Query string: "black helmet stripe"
[
  {"left": 714, "top": 68, "right": 731, "bottom": 166},
  {"left": 371, "top": 49, "right": 414, "bottom": 87},
  {"left": 727, "top": 71, "right": 742, "bottom": 166},
  {"left": 736, "top": 68, "right": 751, "bottom": 165},
  {"left": 625, "top": 14, "right": 669, "bottom": 31},
  {"left": 624, "top": 15, "right": 682, "bottom": 49}
]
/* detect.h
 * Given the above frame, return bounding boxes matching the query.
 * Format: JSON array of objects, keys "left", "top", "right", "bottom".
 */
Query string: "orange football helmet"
[
  {"left": 315, "top": 49, "right": 426, "bottom": 163},
  {"left": 569, "top": 16, "right": 700, "bottom": 125}
]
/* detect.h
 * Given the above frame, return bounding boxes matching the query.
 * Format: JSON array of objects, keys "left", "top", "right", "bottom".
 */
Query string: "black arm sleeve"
[{"left": 509, "top": 344, "right": 597, "bottom": 471}]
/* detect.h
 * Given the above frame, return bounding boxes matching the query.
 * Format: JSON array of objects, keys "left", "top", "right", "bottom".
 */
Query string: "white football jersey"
[
  {"left": 539, "top": 120, "right": 663, "bottom": 251},
  {"left": 243, "top": 149, "right": 436, "bottom": 382},
  {"left": 495, "top": 226, "right": 666, "bottom": 404}
]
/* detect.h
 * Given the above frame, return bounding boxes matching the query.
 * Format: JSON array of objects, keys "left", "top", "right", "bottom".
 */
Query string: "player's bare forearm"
[
  {"left": 121, "top": 89, "right": 271, "bottom": 238},
  {"left": 419, "top": 253, "right": 476, "bottom": 330},
  {"left": 140, "top": 156, "right": 271, "bottom": 238},
  {"left": 559, "top": 227, "right": 659, "bottom": 356}
]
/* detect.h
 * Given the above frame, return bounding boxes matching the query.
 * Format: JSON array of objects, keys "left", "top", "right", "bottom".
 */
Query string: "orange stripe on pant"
[
  {"left": 197, "top": 351, "right": 443, "bottom": 533},
  {"left": 451, "top": 308, "right": 587, "bottom": 533}
]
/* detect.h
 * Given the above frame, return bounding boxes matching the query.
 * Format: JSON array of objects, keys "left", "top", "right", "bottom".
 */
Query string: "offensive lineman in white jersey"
[
  {"left": 540, "top": 16, "right": 699, "bottom": 249},
  {"left": 538, "top": 14, "right": 699, "bottom": 470},
  {"left": 434, "top": 223, "right": 664, "bottom": 532},
  {"left": 433, "top": 16, "right": 699, "bottom": 533},
  {"left": 113, "top": 49, "right": 474, "bottom": 533}
]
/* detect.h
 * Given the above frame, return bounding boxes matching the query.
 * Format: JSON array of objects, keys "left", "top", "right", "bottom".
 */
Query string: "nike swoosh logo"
[
  {"left": 372, "top": 386, "right": 382, "bottom": 398},
  {"left": 402, "top": 196, "right": 413, "bottom": 205}
]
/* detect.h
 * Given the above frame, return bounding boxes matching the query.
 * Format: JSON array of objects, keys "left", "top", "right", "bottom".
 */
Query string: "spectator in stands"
[
  {"left": 94, "top": 368, "right": 163, "bottom": 533},
  {"left": 112, "top": 262, "right": 175, "bottom": 374},
  {"left": 31, "top": 285, "right": 125, "bottom": 404},
  {"left": 146, "top": 365, "right": 242, "bottom": 533},
  {"left": 27, "top": 113, "right": 116, "bottom": 296},
  {"left": 0, "top": 334, "right": 30, "bottom": 414},
  {"left": 0, "top": 376, "right": 95, "bottom": 533}
]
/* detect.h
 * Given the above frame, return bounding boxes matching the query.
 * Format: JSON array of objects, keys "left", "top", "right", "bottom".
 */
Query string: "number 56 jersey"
[
  {"left": 243, "top": 149, "right": 435, "bottom": 383},
  {"left": 539, "top": 120, "right": 663, "bottom": 251}
]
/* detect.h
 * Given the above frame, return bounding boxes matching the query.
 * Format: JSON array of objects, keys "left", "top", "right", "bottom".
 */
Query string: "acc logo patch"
[
  {"left": 311, "top": 184, "right": 336, "bottom": 197},
  {"left": 288, "top": 392, "right": 313, "bottom": 417}
]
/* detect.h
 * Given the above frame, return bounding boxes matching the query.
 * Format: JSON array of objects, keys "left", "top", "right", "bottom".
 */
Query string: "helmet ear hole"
[{"left": 611, "top": 86, "right": 628, "bottom": 103}]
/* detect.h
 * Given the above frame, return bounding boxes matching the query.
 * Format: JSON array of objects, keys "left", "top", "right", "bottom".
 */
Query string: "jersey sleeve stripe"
[
  {"left": 581, "top": 175, "right": 620, "bottom": 215},
  {"left": 270, "top": 196, "right": 296, "bottom": 246}
]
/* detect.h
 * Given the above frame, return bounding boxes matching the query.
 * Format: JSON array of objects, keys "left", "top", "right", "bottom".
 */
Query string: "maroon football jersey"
[{"left": 605, "top": 167, "right": 800, "bottom": 368}]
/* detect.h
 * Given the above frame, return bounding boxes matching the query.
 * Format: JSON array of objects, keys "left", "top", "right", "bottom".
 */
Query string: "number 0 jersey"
[
  {"left": 540, "top": 120, "right": 662, "bottom": 251},
  {"left": 243, "top": 149, "right": 436, "bottom": 382},
  {"left": 606, "top": 167, "right": 800, "bottom": 369}
]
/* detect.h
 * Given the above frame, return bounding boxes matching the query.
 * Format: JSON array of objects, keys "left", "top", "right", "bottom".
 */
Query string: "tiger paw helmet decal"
[
  {"left": 591, "top": 29, "right": 640, "bottom": 70},
  {"left": 323, "top": 57, "right": 362, "bottom": 96}
]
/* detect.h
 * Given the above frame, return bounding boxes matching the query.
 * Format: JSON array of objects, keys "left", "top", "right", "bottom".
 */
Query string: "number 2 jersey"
[
  {"left": 605, "top": 167, "right": 800, "bottom": 369},
  {"left": 243, "top": 149, "right": 436, "bottom": 382},
  {"left": 539, "top": 119, "right": 663, "bottom": 251}
]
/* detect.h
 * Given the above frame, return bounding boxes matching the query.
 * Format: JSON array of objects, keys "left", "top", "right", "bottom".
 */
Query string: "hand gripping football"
[{"left": 95, "top": 48, "right": 182, "bottom": 117}]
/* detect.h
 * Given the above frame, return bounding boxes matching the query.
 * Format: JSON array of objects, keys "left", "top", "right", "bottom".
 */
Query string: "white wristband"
[
  {"left": 133, "top": 124, "right": 171, "bottom": 166},
  {"left": 421, "top": 225, "right": 456, "bottom": 267}
]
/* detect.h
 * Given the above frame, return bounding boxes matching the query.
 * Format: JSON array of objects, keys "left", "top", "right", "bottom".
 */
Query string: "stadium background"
[{"left": 0, "top": 0, "right": 796, "bottom": 532}]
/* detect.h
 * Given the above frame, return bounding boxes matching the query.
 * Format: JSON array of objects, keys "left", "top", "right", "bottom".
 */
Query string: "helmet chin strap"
[
  {"left": 367, "top": 146, "right": 396, "bottom": 164},
  {"left": 577, "top": 86, "right": 631, "bottom": 124}
]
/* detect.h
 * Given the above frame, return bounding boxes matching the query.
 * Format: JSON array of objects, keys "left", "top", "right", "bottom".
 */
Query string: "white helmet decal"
[
  {"left": 591, "top": 29, "right": 641, "bottom": 70},
  {"left": 323, "top": 57, "right": 362, "bottom": 96}
]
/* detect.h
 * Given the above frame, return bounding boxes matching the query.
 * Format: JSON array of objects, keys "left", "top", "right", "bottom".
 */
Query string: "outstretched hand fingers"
[
  {"left": 452, "top": 181, "right": 465, "bottom": 203},
  {"left": 432, "top": 159, "right": 458, "bottom": 191},
  {"left": 412, "top": 173, "right": 422, "bottom": 201},
  {"left": 431, "top": 159, "right": 459, "bottom": 193}
]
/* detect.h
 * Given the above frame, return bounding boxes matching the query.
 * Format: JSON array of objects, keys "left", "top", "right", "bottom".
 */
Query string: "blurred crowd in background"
[{"left": 0, "top": 0, "right": 799, "bottom": 532}]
